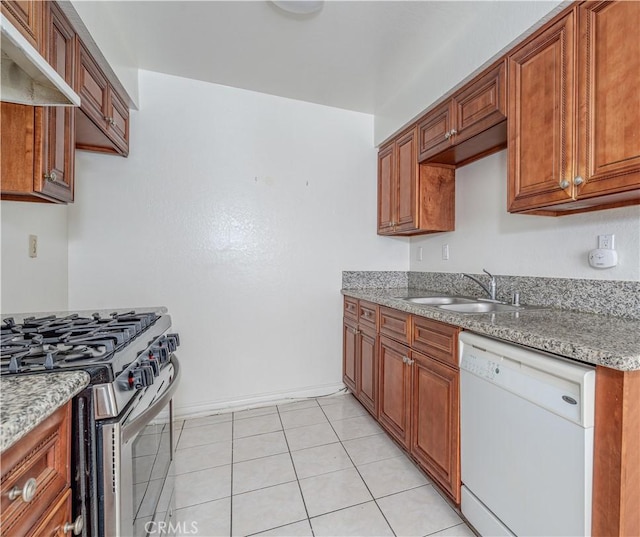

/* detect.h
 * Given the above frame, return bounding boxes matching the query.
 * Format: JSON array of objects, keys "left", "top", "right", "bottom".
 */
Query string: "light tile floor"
[{"left": 173, "top": 393, "right": 474, "bottom": 537}]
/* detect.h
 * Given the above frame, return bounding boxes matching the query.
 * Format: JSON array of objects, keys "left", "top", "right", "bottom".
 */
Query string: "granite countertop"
[
  {"left": 342, "top": 288, "right": 640, "bottom": 371},
  {"left": 0, "top": 371, "right": 90, "bottom": 452}
]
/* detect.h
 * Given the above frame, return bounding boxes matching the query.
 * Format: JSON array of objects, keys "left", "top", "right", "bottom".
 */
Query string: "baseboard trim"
[{"left": 171, "top": 382, "right": 348, "bottom": 420}]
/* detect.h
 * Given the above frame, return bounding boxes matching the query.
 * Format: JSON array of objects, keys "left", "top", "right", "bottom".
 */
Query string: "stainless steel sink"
[
  {"left": 404, "top": 296, "right": 476, "bottom": 305},
  {"left": 438, "top": 302, "right": 523, "bottom": 314}
]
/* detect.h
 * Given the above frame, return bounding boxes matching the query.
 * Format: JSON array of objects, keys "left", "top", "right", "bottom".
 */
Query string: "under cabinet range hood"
[{"left": 1, "top": 14, "right": 80, "bottom": 106}]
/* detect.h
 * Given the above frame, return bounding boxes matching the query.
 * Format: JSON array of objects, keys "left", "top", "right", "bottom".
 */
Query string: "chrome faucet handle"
[{"left": 482, "top": 269, "right": 495, "bottom": 280}]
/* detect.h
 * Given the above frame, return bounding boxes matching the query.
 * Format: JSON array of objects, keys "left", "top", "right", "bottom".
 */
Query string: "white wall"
[
  {"left": 410, "top": 151, "right": 640, "bottom": 280},
  {"left": 68, "top": 70, "right": 408, "bottom": 416},
  {"left": 374, "top": 1, "right": 564, "bottom": 144},
  {"left": 1, "top": 202, "right": 69, "bottom": 313}
]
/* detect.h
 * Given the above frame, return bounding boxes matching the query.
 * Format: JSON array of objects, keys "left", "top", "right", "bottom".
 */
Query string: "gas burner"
[{"left": 0, "top": 310, "right": 161, "bottom": 375}]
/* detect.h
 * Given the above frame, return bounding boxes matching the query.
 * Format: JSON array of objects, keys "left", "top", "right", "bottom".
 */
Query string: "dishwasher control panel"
[{"left": 460, "top": 352, "right": 501, "bottom": 381}]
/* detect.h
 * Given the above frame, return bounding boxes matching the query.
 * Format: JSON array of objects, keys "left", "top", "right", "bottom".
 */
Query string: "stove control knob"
[
  {"left": 166, "top": 333, "right": 180, "bottom": 351},
  {"left": 149, "top": 345, "right": 169, "bottom": 365},
  {"left": 142, "top": 357, "right": 160, "bottom": 376},
  {"left": 131, "top": 365, "right": 155, "bottom": 389}
]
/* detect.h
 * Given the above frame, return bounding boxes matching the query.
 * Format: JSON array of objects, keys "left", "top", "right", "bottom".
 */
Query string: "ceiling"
[{"left": 100, "top": 1, "right": 514, "bottom": 114}]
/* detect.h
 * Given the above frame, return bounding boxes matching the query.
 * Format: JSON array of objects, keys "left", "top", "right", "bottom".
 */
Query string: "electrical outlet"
[
  {"left": 442, "top": 244, "right": 450, "bottom": 261},
  {"left": 598, "top": 234, "right": 615, "bottom": 249},
  {"left": 28, "top": 235, "right": 38, "bottom": 258},
  {"left": 417, "top": 247, "right": 423, "bottom": 262}
]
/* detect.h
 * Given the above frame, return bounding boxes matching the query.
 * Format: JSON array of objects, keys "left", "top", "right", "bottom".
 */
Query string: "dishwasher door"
[{"left": 459, "top": 332, "right": 595, "bottom": 537}]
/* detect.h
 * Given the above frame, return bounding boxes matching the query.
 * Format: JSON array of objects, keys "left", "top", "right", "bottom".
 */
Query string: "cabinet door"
[
  {"left": 342, "top": 319, "right": 358, "bottom": 393},
  {"left": 1, "top": 0, "right": 42, "bottom": 50},
  {"left": 452, "top": 60, "right": 506, "bottom": 146},
  {"left": 107, "top": 88, "right": 130, "bottom": 156},
  {"left": 38, "top": 2, "right": 75, "bottom": 203},
  {"left": 76, "top": 40, "right": 109, "bottom": 130},
  {"left": 395, "top": 127, "right": 419, "bottom": 232},
  {"left": 411, "top": 351, "right": 460, "bottom": 503},
  {"left": 377, "top": 143, "right": 395, "bottom": 234},
  {"left": 576, "top": 1, "right": 640, "bottom": 200},
  {"left": 378, "top": 336, "right": 411, "bottom": 449},
  {"left": 357, "top": 328, "right": 377, "bottom": 417},
  {"left": 418, "top": 101, "right": 453, "bottom": 162},
  {"left": 507, "top": 10, "right": 577, "bottom": 212}
]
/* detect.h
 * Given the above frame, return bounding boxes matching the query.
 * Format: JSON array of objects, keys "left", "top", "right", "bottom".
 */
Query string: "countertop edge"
[
  {"left": 1, "top": 371, "right": 91, "bottom": 452},
  {"left": 341, "top": 288, "right": 640, "bottom": 372}
]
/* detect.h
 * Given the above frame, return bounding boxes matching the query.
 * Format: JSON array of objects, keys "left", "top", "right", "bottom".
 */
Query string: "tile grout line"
[
  {"left": 275, "top": 403, "right": 316, "bottom": 537},
  {"left": 230, "top": 412, "right": 235, "bottom": 537},
  {"left": 318, "top": 396, "right": 398, "bottom": 537}
]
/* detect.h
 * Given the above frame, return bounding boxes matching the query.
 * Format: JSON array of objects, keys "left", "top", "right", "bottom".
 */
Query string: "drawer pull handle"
[
  {"left": 8, "top": 477, "right": 37, "bottom": 503},
  {"left": 63, "top": 515, "right": 84, "bottom": 535}
]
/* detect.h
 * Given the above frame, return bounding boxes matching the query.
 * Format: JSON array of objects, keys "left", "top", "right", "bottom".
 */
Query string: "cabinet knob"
[
  {"left": 402, "top": 356, "right": 409, "bottom": 364},
  {"left": 44, "top": 171, "right": 58, "bottom": 183},
  {"left": 63, "top": 515, "right": 84, "bottom": 535},
  {"left": 573, "top": 176, "right": 584, "bottom": 186},
  {"left": 444, "top": 131, "right": 451, "bottom": 140},
  {"left": 559, "top": 179, "right": 570, "bottom": 189},
  {"left": 8, "top": 478, "right": 37, "bottom": 503},
  {"left": 450, "top": 129, "right": 457, "bottom": 136}
]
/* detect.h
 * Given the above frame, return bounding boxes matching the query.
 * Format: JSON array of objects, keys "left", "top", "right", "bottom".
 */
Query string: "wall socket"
[
  {"left": 598, "top": 234, "right": 615, "bottom": 249},
  {"left": 29, "top": 234, "right": 38, "bottom": 258},
  {"left": 417, "top": 247, "right": 423, "bottom": 262},
  {"left": 442, "top": 244, "right": 450, "bottom": 260}
]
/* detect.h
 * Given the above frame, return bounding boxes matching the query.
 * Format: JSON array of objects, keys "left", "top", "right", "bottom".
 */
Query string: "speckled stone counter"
[
  {"left": 342, "top": 288, "right": 640, "bottom": 371},
  {"left": 0, "top": 371, "right": 90, "bottom": 452}
]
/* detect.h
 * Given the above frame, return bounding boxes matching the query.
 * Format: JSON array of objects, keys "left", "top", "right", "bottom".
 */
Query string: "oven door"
[{"left": 99, "top": 355, "right": 181, "bottom": 537}]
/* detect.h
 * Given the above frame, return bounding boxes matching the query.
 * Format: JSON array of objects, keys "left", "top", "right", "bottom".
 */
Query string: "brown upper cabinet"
[
  {"left": 75, "top": 40, "right": 129, "bottom": 156},
  {"left": 1, "top": 0, "right": 42, "bottom": 50},
  {"left": 39, "top": 1, "right": 76, "bottom": 202},
  {"left": 508, "top": 2, "right": 640, "bottom": 215},
  {"left": 419, "top": 59, "right": 507, "bottom": 167},
  {"left": 378, "top": 126, "right": 455, "bottom": 236},
  {"left": 0, "top": 2, "right": 75, "bottom": 203}
]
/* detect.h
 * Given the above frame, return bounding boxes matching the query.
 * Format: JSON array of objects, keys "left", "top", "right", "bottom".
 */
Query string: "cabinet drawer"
[
  {"left": 379, "top": 307, "right": 411, "bottom": 345},
  {"left": 411, "top": 317, "right": 459, "bottom": 368},
  {"left": 358, "top": 301, "right": 378, "bottom": 330},
  {"left": 343, "top": 297, "right": 358, "bottom": 321},
  {"left": 0, "top": 403, "right": 71, "bottom": 536},
  {"left": 29, "top": 488, "right": 71, "bottom": 537}
]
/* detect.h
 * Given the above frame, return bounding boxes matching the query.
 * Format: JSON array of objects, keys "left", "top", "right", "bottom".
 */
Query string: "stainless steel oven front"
[{"left": 98, "top": 356, "right": 180, "bottom": 537}]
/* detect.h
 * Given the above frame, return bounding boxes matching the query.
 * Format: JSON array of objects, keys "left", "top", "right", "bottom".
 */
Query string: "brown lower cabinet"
[
  {"left": 345, "top": 298, "right": 461, "bottom": 503},
  {"left": 342, "top": 299, "right": 378, "bottom": 418},
  {"left": 411, "top": 349, "right": 460, "bottom": 504},
  {"left": 0, "top": 402, "right": 72, "bottom": 536},
  {"left": 378, "top": 335, "right": 412, "bottom": 449}
]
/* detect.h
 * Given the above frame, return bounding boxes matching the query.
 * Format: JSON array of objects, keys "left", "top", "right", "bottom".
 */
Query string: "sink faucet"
[{"left": 463, "top": 269, "right": 497, "bottom": 301}]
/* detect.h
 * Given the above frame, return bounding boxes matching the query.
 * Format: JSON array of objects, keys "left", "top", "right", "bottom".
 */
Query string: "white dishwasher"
[{"left": 459, "top": 332, "right": 595, "bottom": 537}]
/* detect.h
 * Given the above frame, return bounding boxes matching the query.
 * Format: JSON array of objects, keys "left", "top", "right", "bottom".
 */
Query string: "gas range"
[{"left": 0, "top": 308, "right": 182, "bottom": 537}]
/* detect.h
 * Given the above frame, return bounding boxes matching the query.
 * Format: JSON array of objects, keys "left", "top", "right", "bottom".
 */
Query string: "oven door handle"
[{"left": 122, "top": 354, "right": 181, "bottom": 444}]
